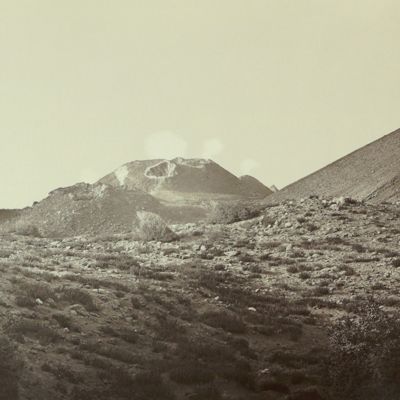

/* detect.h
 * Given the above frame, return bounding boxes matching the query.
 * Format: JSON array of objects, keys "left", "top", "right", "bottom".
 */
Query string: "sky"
[{"left": 1, "top": 0, "right": 399, "bottom": 208}]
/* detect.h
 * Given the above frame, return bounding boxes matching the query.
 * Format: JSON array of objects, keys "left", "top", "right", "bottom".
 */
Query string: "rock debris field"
[{"left": 0, "top": 196, "right": 400, "bottom": 400}]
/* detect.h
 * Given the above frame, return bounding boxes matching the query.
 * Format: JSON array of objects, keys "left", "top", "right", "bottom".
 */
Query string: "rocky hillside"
[
  {"left": 98, "top": 158, "right": 272, "bottom": 201},
  {"left": 8, "top": 183, "right": 205, "bottom": 237},
  {"left": 0, "top": 196, "right": 399, "bottom": 400},
  {"left": 0, "top": 209, "right": 21, "bottom": 223},
  {"left": 268, "top": 128, "right": 400, "bottom": 204},
  {"left": 2, "top": 157, "right": 274, "bottom": 238}
]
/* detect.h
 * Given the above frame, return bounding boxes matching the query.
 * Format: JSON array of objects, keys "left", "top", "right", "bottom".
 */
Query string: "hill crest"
[{"left": 268, "top": 128, "right": 400, "bottom": 204}]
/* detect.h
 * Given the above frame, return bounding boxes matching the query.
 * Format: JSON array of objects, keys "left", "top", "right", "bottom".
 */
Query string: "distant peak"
[{"left": 270, "top": 185, "right": 279, "bottom": 192}]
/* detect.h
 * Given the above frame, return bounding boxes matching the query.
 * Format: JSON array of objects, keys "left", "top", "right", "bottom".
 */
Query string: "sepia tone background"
[{"left": 0, "top": 0, "right": 399, "bottom": 208}]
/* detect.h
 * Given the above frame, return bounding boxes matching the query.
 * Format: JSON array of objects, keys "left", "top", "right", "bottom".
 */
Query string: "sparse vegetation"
[
  {"left": 201, "top": 310, "right": 246, "bottom": 333},
  {"left": 14, "top": 220, "right": 41, "bottom": 237},
  {"left": 6, "top": 318, "right": 60, "bottom": 344},
  {"left": 0, "top": 337, "right": 21, "bottom": 400},
  {"left": 325, "top": 301, "right": 400, "bottom": 399},
  {"left": 392, "top": 258, "right": 400, "bottom": 268},
  {"left": 60, "top": 287, "right": 99, "bottom": 311},
  {"left": 169, "top": 362, "right": 215, "bottom": 384},
  {"left": 208, "top": 201, "right": 261, "bottom": 224},
  {"left": 0, "top": 196, "right": 399, "bottom": 399}
]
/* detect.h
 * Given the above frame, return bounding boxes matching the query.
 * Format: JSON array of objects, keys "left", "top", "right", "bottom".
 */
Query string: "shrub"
[
  {"left": 14, "top": 220, "right": 41, "bottom": 237},
  {"left": 15, "top": 295, "right": 36, "bottom": 308},
  {"left": 18, "top": 281, "right": 55, "bottom": 302},
  {"left": 100, "top": 325, "right": 138, "bottom": 344},
  {"left": 312, "top": 286, "right": 330, "bottom": 296},
  {"left": 219, "top": 361, "right": 255, "bottom": 388},
  {"left": 306, "top": 223, "right": 319, "bottom": 232},
  {"left": 169, "top": 362, "right": 215, "bottom": 384},
  {"left": 0, "top": 337, "right": 21, "bottom": 400},
  {"left": 52, "top": 313, "right": 79, "bottom": 331},
  {"left": 135, "top": 211, "right": 176, "bottom": 242},
  {"left": 262, "top": 213, "right": 277, "bottom": 226},
  {"left": 392, "top": 259, "right": 400, "bottom": 268},
  {"left": 299, "top": 272, "right": 311, "bottom": 280},
  {"left": 352, "top": 244, "right": 366, "bottom": 253},
  {"left": 201, "top": 310, "right": 246, "bottom": 333},
  {"left": 190, "top": 384, "right": 222, "bottom": 400},
  {"left": 106, "top": 369, "right": 175, "bottom": 400},
  {"left": 325, "top": 301, "right": 400, "bottom": 399},
  {"left": 6, "top": 318, "right": 60, "bottom": 345},
  {"left": 208, "top": 201, "right": 260, "bottom": 224},
  {"left": 60, "top": 288, "right": 99, "bottom": 311},
  {"left": 80, "top": 341, "right": 137, "bottom": 364},
  {"left": 338, "top": 265, "right": 356, "bottom": 276}
]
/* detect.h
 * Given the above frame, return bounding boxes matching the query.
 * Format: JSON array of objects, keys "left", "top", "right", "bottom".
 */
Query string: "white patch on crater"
[
  {"left": 144, "top": 160, "right": 177, "bottom": 179},
  {"left": 93, "top": 184, "right": 107, "bottom": 198},
  {"left": 114, "top": 165, "right": 129, "bottom": 185}
]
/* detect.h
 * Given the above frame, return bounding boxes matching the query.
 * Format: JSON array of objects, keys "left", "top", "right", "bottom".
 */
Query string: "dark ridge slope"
[{"left": 268, "top": 128, "right": 400, "bottom": 204}]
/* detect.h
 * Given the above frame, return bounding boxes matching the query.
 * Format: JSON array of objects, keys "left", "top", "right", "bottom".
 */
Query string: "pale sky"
[{"left": 1, "top": 1, "right": 399, "bottom": 208}]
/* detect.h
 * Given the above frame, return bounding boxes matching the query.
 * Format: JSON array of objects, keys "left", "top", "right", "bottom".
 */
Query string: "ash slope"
[
  {"left": 98, "top": 158, "right": 272, "bottom": 200},
  {"left": 268, "top": 128, "right": 400, "bottom": 204}
]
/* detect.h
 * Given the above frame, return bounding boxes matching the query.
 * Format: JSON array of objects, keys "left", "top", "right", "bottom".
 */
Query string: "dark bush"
[
  {"left": 325, "top": 301, "right": 400, "bottom": 399},
  {"left": 0, "top": 337, "right": 21, "bottom": 400},
  {"left": 201, "top": 310, "right": 246, "bottom": 333},
  {"left": 109, "top": 369, "right": 175, "bottom": 400},
  {"left": 18, "top": 281, "right": 55, "bottom": 302},
  {"left": 169, "top": 362, "right": 215, "bottom": 384},
  {"left": 6, "top": 318, "right": 60, "bottom": 345},
  {"left": 14, "top": 221, "right": 41, "bottom": 237},
  {"left": 60, "top": 288, "right": 98, "bottom": 311},
  {"left": 209, "top": 201, "right": 261, "bottom": 224},
  {"left": 392, "top": 259, "right": 400, "bottom": 268}
]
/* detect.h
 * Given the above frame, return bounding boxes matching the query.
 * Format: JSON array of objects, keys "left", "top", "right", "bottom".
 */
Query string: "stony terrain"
[
  {"left": 2, "top": 183, "right": 207, "bottom": 238},
  {"left": 268, "top": 128, "right": 400, "bottom": 204},
  {"left": 1, "top": 196, "right": 399, "bottom": 400}
]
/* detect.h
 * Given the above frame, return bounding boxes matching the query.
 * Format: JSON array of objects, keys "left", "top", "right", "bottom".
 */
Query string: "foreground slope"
[
  {"left": 0, "top": 198, "right": 399, "bottom": 400},
  {"left": 269, "top": 128, "right": 400, "bottom": 203}
]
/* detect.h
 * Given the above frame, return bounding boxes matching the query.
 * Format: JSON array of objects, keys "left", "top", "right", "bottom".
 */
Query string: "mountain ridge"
[{"left": 267, "top": 128, "right": 400, "bottom": 203}]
